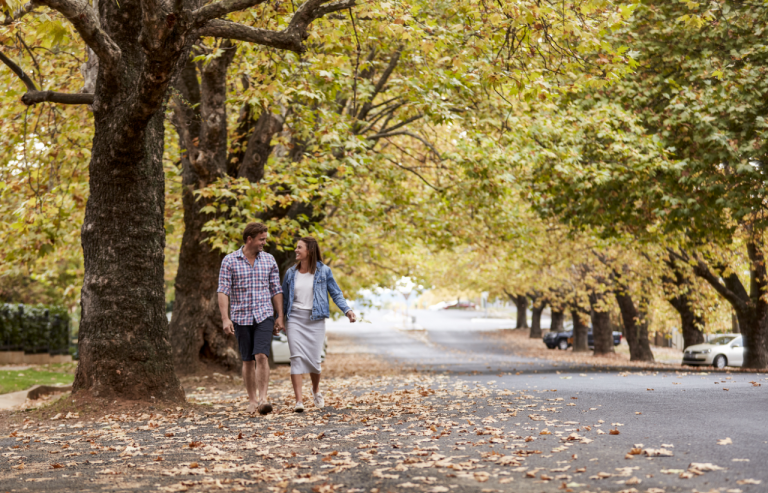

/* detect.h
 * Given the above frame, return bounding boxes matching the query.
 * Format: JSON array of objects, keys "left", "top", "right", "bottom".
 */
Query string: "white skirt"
[{"left": 286, "top": 308, "right": 326, "bottom": 374}]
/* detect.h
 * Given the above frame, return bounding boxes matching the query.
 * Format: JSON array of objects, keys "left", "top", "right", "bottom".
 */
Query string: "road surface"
[{"left": 328, "top": 308, "right": 768, "bottom": 491}]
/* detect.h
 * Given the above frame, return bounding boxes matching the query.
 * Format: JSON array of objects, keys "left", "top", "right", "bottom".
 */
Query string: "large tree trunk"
[
  {"left": 687, "top": 241, "right": 768, "bottom": 368},
  {"left": 529, "top": 293, "right": 546, "bottom": 339},
  {"left": 514, "top": 294, "right": 529, "bottom": 329},
  {"left": 168, "top": 175, "right": 238, "bottom": 372},
  {"left": 76, "top": 110, "right": 184, "bottom": 401},
  {"left": 168, "top": 50, "right": 286, "bottom": 373},
  {"left": 571, "top": 306, "right": 590, "bottom": 352},
  {"left": 589, "top": 286, "right": 614, "bottom": 356},
  {"left": 74, "top": 5, "right": 188, "bottom": 399},
  {"left": 614, "top": 289, "right": 654, "bottom": 362},
  {"left": 169, "top": 54, "right": 239, "bottom": 373},
  {"left": 742, "top": 241, "right": 768, "bottom": 368},
  {"left": 505, "top": 292, "right": 528, "bottom": 329},
  {"left": 550, "top": 309, "right": 565, "bottom": 332},
  {"left": 663, "top": 261, "right": 705, "bottom": 349}
]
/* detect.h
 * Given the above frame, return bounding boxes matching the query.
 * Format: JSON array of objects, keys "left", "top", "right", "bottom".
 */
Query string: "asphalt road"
[{"left": 329, "top": 308, "right": 768, "bottom": 492}]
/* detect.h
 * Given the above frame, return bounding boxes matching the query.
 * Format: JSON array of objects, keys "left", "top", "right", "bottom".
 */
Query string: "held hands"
[
  {"left": 222, "top": 318, "right": 234, "bottom": 335},
  {"left": 346, "top": 310, "right": 357, "bottom": 323},
  {"left": 274, "top": 316, "right": 285, "bottom": 334}
]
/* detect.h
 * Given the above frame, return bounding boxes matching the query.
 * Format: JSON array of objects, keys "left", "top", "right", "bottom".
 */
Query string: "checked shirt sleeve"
[
  {"left": 217, "top": 256, "right": 232, "bottom": 296},
  {"left": 268, "top": 257, "right": 282, "bottom": 298}
]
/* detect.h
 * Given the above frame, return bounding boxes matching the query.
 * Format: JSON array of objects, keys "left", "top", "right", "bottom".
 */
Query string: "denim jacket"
[{"left": 282, "top": 261, "right": 351, "bottom": 321}]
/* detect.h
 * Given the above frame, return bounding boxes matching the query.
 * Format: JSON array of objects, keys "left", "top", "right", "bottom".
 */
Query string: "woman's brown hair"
[{"left": 296, "top": 236, "right": 322, "bottom": 274}]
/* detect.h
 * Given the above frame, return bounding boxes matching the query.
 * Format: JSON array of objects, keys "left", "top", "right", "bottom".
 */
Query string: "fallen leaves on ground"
[
  {"left": 736, "top": 478, "right": 762, "bottom": 485},
  {"left": 0, "top": 347, "right": 762, "bottom": 492},
  {"left": 644, "top": 448, "right": 674, "bottom": 457}
]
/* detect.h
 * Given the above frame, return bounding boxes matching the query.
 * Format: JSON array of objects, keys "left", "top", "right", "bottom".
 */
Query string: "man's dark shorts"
[{"left": 233, "top": 316, "right": 274, "bottom": 361}]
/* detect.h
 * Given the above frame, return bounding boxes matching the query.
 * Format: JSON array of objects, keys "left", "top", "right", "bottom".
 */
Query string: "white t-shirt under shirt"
[{"left": 293, "top": 270, "right": 315, "bottom": 310}]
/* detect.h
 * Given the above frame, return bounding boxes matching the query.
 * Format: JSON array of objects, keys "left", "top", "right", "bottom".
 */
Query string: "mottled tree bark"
[
  {"left": 614, "top": 288, "right": 654, "bottom": 362},
  {"left": 589, "top": 284, "right": 614, "bottom": 356},
  {"left": 662, "top": 257, "right": 705, "bottom": 349},
  {"left": 168, "top": 49, "right": 284, "bottom": 373},
  {"left": 529, "top": 293, "right": 547, "bottom": 339},
  {"left": 504, "top": 291, "right": 528, "bottom": 329},
  {"left": 74, "top": 0, "right": 190, "bottom": 401},
  {"left": 550, "top": 309, "right": 565, "bottom": 332},
  {"left": 514, "top": 294, "right": 529, "bottom": 329},
  {"left": 678, "top": 241, "right": 768, "bottom": 368},
  {"left": 571, "top": 306, "right": 590, "bottom": 352},
  {"left": 77, "top": 109, "right": 185, "bottom": 401}
]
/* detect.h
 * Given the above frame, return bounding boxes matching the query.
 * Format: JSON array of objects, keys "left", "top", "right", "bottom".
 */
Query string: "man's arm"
[
  {"left": 218, "top": 293, "right": 234, "bottom": 335},
  {"left": 268, "top": 257, "right": 284, "bottom": 331},
  {"left": 271, "top": 293, "right": 284, "bottom": 333},
  {"left": 217, "top": 257, "right": 234, "bottom": 334}
]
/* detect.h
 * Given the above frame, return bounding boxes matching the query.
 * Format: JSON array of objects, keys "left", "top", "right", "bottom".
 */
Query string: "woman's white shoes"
[
  {"left": 312, "top": 390, "right": 324, "bottom": 408},
  {"left": 294, "top": 401, "right": 304, "bottom": 413}
]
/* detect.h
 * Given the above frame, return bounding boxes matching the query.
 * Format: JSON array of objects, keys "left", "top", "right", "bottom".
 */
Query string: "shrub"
[{"left": 0, "top": 304, "right": 71, "bottom": 355}]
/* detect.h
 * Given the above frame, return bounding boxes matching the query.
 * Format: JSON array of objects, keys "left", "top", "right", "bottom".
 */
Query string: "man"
[{"left": 217, "top": 222, "right": 284, "bottom": 415}]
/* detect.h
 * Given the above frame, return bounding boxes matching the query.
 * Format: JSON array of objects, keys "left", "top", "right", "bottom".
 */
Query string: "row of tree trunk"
[{"left": 506, "top": 260, "right": 709, "bottom": 362}]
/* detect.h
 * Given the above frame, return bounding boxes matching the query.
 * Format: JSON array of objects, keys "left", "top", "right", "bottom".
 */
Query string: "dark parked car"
[
  {"left": 544, "top": 330, "right": 574, "bottom": 350},
  {"left": 544, "top": 329, "right": 622, "bottom": 350}
]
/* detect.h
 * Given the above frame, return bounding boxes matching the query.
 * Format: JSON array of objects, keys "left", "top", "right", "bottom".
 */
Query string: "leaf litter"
[{"left": 0, "top": 352, "right": 760, "bottom": 492}]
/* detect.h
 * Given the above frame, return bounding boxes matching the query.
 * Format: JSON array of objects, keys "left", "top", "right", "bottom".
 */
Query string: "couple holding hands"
[{"left": 217, "top": 222, "right": 356, "bottom": 415}]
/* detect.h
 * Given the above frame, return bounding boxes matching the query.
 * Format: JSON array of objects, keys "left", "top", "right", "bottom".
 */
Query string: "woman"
[{"left": 282, "top": 237, "right": 356, "bottom": 412}]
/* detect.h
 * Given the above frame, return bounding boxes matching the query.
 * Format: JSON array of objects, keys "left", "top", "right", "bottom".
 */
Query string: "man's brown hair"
[
  {"left": 296, "top": 236, "right": 322, "bottom": 274},
  {"left": 243, "top": 222, "right": 268, "bottom": 244}
]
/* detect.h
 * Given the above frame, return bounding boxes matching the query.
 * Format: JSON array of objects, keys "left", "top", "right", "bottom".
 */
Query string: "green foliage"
[
  {"left": 0, "top": 15, "right": 91, "bottom": 309},
  {"left": 0, "top": 303, "right": 71, "bottom": 355},
  {"left": 524, "top": 0, "right": 768, "bottom": 244},
  {"left": 4, "top": 0, "right": 639, "bottom": 310},
  {"left": 522, "top": 100, "right": 674, "bottom": 239}
]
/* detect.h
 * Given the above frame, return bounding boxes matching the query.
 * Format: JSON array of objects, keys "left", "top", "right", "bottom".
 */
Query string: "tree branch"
[
  {"left": 35, "top": 0, "right": 121, "bottom": 78},
  {"left": 22, "top": 90, "right": 95, "bottom": 105},
  {"left": 377, "top": 113, "right": 424, "bottom": 135},
  {"left": 383, "top": 156, "right": 441, "bottom": 192},
  {"left": 193, "top": 0, "right": 268, "bottom": 25},
  {"left": 356, "top": 48, "right": 402, "bottom": 121},
  {"left": 197, "top": 0, "right": 356, "bottom": 53},
  {"left": 3, "top": 1, "right": 39, "bottom": 25},
  {"left": 670, "top": 248, "right": 750, "bottom": 313},
  {"left": 0, "top": 49, "right": 36, "bottom": 92},
  {"left": 198, "top": 19, "right": 308, "bottom": 52},
  {"left": 0, "top": 49, "right": 94, "bottom": 105},
  {"left": 368, "top": 130, "right": 440, "bottom": 158}
]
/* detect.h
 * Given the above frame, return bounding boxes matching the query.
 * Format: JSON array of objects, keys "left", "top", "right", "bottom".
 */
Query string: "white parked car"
[
  {"left": 270, "top": 334, "right": 327, "bottom": 364},
  {"left": 682, "top": 334, "right": 745, "bottom": 368}
]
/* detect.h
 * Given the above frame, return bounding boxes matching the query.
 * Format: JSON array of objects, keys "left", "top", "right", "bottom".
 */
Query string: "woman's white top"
[{"left": 293, "top": 270, "right": 315, "bottom": 310}]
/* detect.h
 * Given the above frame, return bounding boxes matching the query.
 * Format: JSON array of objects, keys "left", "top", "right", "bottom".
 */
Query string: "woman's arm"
[
  {"left": 326, "top": 268, "right": 351, "bottom": 314},
  {"left": 281, "top": 269, "right": 291, "bottom": 321}
]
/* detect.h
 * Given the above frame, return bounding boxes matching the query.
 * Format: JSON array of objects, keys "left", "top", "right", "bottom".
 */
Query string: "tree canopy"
[{"left": 3, "top": 0, "right": 768, "bottom": 394}]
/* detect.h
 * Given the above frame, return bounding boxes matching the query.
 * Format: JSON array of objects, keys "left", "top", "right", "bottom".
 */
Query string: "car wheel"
[
  {"left": 713, "top": 354, "right": 727, "bottom": 369},
  {"left": 558, "top": 339, "right": 569, "bottom": 351}
]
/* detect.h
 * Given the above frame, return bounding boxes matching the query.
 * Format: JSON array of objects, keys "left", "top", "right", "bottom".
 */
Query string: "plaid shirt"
[{"left": 217, "top": 247, "right": 282, "bottom": 325}]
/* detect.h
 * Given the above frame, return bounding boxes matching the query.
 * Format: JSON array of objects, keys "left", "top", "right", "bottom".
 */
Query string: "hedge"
[{"left": 0, "top": 304, "right": 71, "bottom": 355}]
